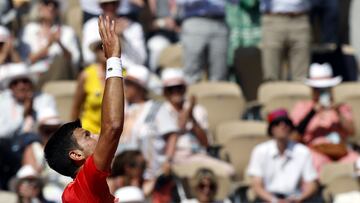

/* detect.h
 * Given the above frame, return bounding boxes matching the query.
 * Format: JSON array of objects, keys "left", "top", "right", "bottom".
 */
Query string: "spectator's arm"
[
  {"left": 22, "top": 145, "right": 41, "bottom": 172},
  {"left": 59, "top": 27, "right": 81, "bottom": 66},
  {"left": 71, "top": 71, "right": 87, "bottom": 120},
  {"left": 28, "top": 43, "right": 51, "bottom": 64},
  {"left": 165, "top": 133, "right": 178, "bottom": 159},
  {"left": 296, "top": 181, "right": 317, "bottom": 202},
  {"left": 93, "top": 16, "right": 124, "bottom": 172},
  {"left": 251, "top": 176, "right": 277, "bottom": 202},
  {"left": 191, "top": 118, "right": 208, "bottom": 147},
  {"left": 296, "top": 108, "right": 316, "bottom": 135},
  {"left": 337, "top": 104, "right": 355, "bottom": 135}
]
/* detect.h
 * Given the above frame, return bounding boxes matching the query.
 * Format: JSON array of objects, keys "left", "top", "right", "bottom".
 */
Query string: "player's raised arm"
[{"left": 93, "top": 15, "right": 125, "bottom": 172}]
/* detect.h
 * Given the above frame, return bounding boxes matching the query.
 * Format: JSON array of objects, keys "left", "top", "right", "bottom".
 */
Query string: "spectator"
[
  {"left": 182, "top": 168, "right": 231, "bottom": 203},
  {"left": 147, "top": 0, "right": 179, "bottom": 71},
  {"left": 80, "top": 0, "right": 144, "bottom": 23},
  {"left": 0, "top": 26, "right": 22, "bottom": 88},
  {"left": 260, "top": 0, "right": 311, "bottom": 81},
  {"left": 118, "top": 64, "right": 179, "bottom": 183},
  {"left": 82, "top": 0, "right": 147, "bottom": 66},
  {"left": 350, "top": 0, "right": 360, "bottom": 76},
  {"left": 0, "top": 25, "right": 21, "bottom": 65},
  {"left": 248, "top": 109, "right": 318, "bottom": 203},
  {"left": 177, "top": 0, "right": 228, "bottom": 83},
  {"left": 71, "top": 36, "right": 105, "bottom": 134},
  {"left": 310, "top": 0, "right": 338, "bottom": 44},
  {"left": 114, "top": 186, "right": 145, "bottom": 203},
  {"left": 161, "top": 68, "right": 235, "bottom": 176},
  {"left": 13, "top": 165, "right": 54, "bottom": 203},
  {"left": 291, "top": 63, "right": 360, "bottom": 172},
  {"left": 0, "top": 64, "right": 57, "bottom": 189},
  {"left": 109, "top": 150, "right": 146, "bottom": 194},
  {"left": 0, "top": 0, "right": 15, "bottom": 26},
  {"left": 225, "top": 0, "right": 261, "bottom": 66},
  {"left": 22, "top": 108, "right": 71, "bottom": 203},
  {"left": 20, "top": 0, "right": 80, "bottom": 82}
]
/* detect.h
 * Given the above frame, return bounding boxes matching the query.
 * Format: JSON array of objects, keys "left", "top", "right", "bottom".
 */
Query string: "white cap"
[
  {"left": 161, "top": 68, "right": 186, "bottom": 87},
  {"left": 304, "top": 63, "right": 342, "bottom": 88},
  {"left": 0, "top": 26, "right": 10, "bottom": 42},
  {"left": 37, "top": 108, "right": 62, "bottom": 126},
  {"left": 2, "top": 63, "right": 36, "bottom": 88},
  {"left": 16, "top": 165, "right": 38, "bottom": 179},
  {"left": 114, "top": 186, "right": 145, "bottom": 203},
  {"left": 126, "top": 64, "right": 150, "bottom": 89}
]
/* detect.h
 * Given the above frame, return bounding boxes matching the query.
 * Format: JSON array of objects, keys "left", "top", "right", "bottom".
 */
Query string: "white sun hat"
[
  {"left": 161, "top": 68, "right": 186, "bottom": 87},
  {"left": 0, "top": 26, "right": 10, "bottom": 43},
  {"left": 114, "top": 186, "right": 145, "bottom": 203},
  {"left": 304, "top": 63, "right": 342, "bottom": 88},
  {"left": 1, "top": 63, "right": 36, "bottom": 88},
  {"left": 125, "top": 63, "right": 150, "bottom": 89},
  {"left": 37, "top": 107, "right": 62, "bottom": 126},
  {"left": 16, "top": 165, "right": 38, "bottom": 179}
]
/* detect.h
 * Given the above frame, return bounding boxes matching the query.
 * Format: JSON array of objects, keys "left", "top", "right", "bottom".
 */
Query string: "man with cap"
[
  {"left": 161, "top": 68, "right": 235, "bottom": 176},
  {"left": 44, "top": 16, "right": 125, "bottom": 202},
  {"left": 118, "top": 64, "right": 179, "bottom": 186},
  {"left": 82, "top": 0, "right": 146, "bottom": 66},
  {"left": 291, "top": 63, "right": 359, "bottom": 173},
  {"left": 248, "top": 109, "right": 318, "bottom": 203}
]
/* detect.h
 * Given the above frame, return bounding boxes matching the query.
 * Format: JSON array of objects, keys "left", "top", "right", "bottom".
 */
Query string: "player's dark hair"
[{"left": 44, "top": 119, "right": 82, "bottom": 178}]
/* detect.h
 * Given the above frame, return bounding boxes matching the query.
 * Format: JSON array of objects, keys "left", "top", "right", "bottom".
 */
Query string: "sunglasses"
[
  {"left": 10, "top": 78, "right": 32, "bottom": 86},
  {"left": 129, "top": 161, "right": 146, "bottom": 169},
  {"left": 165, "top": 85, "right": 186, "bottom": 94},
  {"left": 197, "top": 182, "right": 217, "bottom": 191},
  {"left": 42, "top": 0, "right": 59, "bottom": 8}
]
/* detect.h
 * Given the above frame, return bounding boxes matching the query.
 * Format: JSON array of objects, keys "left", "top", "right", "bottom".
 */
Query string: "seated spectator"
[
  {"left": 82, "top": 0, "right": 146, "bottom": 66},
  {"left": 0, "top": 26, "right": 22, "bottom": 90},
  {"left": 118, "top": 64, "right": 178, "bottom": 184},
  {"left": 22, "top": 108, "right": 71, "bottom": 202},
  {"left": 71, "top": 36, "right": 106, "bottom": 134},
  {"left": 291, "top": 63, "right": 360, "bottom": 172},
  {"left": 0, "top": 63, "right": 57, "bottom": 190},
  {"left": 109, "top": 150, "right": 146, "bottom": 193},
  {"left": 182, "top": 168, "right": 231, "bottom": 203},
  {"left": 19, "top": 0, "right": 80, "bottom": 80},
  {"left": 114, "top": 186, "right": 145, "bottom": 203},
  {"left": 177, "top": 0, "right": 228, "bottom": 83},
  {"left": 13, "top": 165, "right": 54, "bottom": 203},
  {"left": 161, "top": 68, "right": 235, "bottom": 176},
  {"left": 248, "top": 109, "right": 318, "bottom": 203},
  {"left": 147, "top": 0, "right": 179, "bottom": 71},
  {"left": 0, "top": 25, "right": 21, "bottom": 65}
]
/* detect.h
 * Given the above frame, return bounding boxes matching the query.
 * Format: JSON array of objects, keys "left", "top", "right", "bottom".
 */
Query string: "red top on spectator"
[{"left": 62, "top": 155, "right": 116, "bottom": 203}]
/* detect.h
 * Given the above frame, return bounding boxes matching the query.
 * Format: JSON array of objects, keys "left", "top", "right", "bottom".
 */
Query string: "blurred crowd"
[{"left": 1, "top": 0, "right": 360, "bottom": 202}]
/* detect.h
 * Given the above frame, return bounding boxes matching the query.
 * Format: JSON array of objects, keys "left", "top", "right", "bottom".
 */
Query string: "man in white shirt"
[
  {"left": 82, "top": 0, "right": 147, "bottom": 66},
  {"left": 248, "top": 109, "right": 318, "bottom": 203},
  {"left": 160, "top": 68, "right": 235, "bottom": 176}
]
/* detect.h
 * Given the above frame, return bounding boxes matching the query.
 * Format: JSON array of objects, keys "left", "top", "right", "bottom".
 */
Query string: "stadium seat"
[
  {"left": 157, "top": 43, "right": 183, "bottom": 69},
  {"left": 257, "top": 81, "right": 311, "bottom": 118},
  {"left": 339, "top": 96, "right": 360, "bottom": 143},
  {"left": 221, "top": 136, "right": 269, "bottom": 181},
  {"left": 187, "top": 81, "right": 242, "bottom": 98},
  {"left": 258, "top": 81, "right": 311, "bottom": 104},
  {"left": 322, "top": 176, "right": 360, "bottom": 202},
  {"left": 216, "top": 120, "right": 267, "bottom": 146},
  {"left": 42, "top": 80, "right": 77, "bottom": 122},
  {"left": 0, "top": 190, "right": 17, "bottom": 203},
  {"left": 187, "top": 82, "right": 246, "bottom": 142},
  {"left": 319, "top": 162, "right": 354, "bottom": 186},
  {"left": 333, "top": 82, "right": 360, "bottom": 103}
]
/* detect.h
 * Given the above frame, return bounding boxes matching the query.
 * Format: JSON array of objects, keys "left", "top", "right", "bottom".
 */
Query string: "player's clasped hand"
[{"left": 98, "top": 15, "right": 121, "bottom": 59}]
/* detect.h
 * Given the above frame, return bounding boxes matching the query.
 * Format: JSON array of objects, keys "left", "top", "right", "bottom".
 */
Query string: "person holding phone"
[{"left": 291, "top": 63, "right": 359, "bottom": 173}]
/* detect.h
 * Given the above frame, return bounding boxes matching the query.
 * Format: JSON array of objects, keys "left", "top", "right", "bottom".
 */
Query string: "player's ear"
[{"left": 69, "top": 149, "right": 86, "bottom": 163}]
